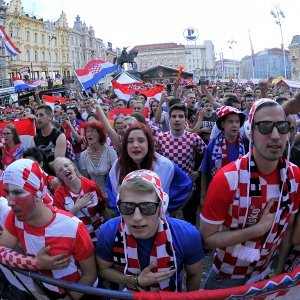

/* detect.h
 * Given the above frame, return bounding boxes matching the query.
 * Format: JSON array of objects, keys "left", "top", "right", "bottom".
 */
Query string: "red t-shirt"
[
  {"left": 1, "top": 143, "right": 26, "bottom": 170},
  {"left": 54, "top": 177, "right": 104, "bottom": 240},
  {"left": 63, "top": 120, "right": 86, "bottom": 153}
]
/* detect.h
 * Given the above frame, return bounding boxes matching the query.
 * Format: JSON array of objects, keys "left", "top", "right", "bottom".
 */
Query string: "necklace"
[{"left": 86, "top": 146, "right": 107, "bottom": 175}]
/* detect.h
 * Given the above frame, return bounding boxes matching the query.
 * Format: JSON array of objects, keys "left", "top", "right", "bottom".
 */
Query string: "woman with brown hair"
[
  {"left": 106, "top": 123, "right": 192, "bottom": 214},
  {"left": 80, "top": 121, "right": 117, "bottom": 198},
  {"left": 1, "top": 123, "right": 26, "bottom": 170}
]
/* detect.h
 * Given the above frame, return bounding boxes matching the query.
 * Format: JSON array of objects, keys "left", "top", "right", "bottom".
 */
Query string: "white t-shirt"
[{"left": 0, "top": 197, "right": 10, "bottom": 227}]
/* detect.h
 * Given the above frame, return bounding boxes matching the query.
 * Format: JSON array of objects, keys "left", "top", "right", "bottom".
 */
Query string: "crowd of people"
[{"left": 0, "top": 78, "right": 300, "bottom": 299}]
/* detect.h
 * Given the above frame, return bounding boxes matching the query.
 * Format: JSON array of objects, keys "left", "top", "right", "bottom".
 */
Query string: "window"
[
  {"left": 34, "top": 33, "right": 38, "bottom": 43},
  {"left": 42, "top": 52, "right": 45, "bottom": 61},
  {"left": 42, "top": 34, "right": 45, "bottom": 44},
  {"left": 25, "top": 31, "right": 30, "bottom": 42},
  {"left": 34, "top": 51, "right": 38, "bottom": 62},
  {"left": 26, "top": 50, "right": 30, "bottom": 61},
  {"left": 72, "top": 51, "right": 75, "bottom": 59},
  {"left": 55, "top": 53, "right": 58, "bottom": 62}
]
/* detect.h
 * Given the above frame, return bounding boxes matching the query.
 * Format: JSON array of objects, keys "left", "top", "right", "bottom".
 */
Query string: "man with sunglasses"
[
  {"left": 96, "top": 170, "right": 204, "bottom": 292},
  {"left": 200, "top": 98, "right": 300, "bottom": 289}
]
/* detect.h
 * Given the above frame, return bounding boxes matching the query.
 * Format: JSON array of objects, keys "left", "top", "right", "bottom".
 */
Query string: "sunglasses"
[
  {"left": 254, "top": 121, "right": 290, "bottom": 135},
  {"left": 117, "top": 201, "right": 161, "bottom": 216}
]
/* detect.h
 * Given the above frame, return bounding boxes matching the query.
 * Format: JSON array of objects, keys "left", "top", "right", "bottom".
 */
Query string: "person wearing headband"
[
  {"left": 96, "top": 169, "right": 204, "bottom": 292},
  {"left": 0, "top": 159, "right": 97, "bottom": 299},
  {"left": 200, "top": 99, "right": 300, "bottom": 289}
]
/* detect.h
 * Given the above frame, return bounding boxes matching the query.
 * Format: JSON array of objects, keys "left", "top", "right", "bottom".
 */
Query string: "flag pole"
[{"left": 249, "top": 29, "right": 255, "bottom": 79}]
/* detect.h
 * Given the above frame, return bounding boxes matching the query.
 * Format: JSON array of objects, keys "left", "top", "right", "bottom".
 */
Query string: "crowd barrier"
[{"left": 1, "top": 264, "right": 300, "bottom": 299}]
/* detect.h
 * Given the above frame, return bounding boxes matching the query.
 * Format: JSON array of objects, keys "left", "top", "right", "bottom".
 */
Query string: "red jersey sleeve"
[
  {"left": 72, "top": 222, "right": 94, "bottom": 261},
  {"left": 200, "top": 165, "right": 237, "bottom": 224}
]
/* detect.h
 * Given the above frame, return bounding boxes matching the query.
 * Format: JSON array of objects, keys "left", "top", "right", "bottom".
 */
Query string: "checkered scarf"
[
  {"left": 211, "top": 132, "right": 245, "bottom": 177},
  {"left": 112, "top": 169, "right": 176, "bottom": 291},
  {"left": 232, "top": 152, "right": 293, "bottom": 264},
  {"left": 2, "top": 158, "right": 50, "bottom": 199},
  {"left": 112, "top": 218, "right": 175, "bottom": 292}
]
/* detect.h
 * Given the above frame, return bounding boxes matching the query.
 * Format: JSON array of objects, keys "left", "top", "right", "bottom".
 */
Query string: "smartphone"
[{"left": 198, "top": 79, "right": 209, "bottom": 86}]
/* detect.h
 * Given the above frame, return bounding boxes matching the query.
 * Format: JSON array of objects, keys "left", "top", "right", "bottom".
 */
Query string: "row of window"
[
  {"left": 10, "top": 28, "right": 97, "bottom": 50},
  {"left": 23, "top": 50, "right": 69, "bottom": 63}
]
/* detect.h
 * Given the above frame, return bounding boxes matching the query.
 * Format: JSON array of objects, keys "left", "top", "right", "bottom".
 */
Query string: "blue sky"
[{"left": 18, "top": 0, "right": 300, "bottom": 60}]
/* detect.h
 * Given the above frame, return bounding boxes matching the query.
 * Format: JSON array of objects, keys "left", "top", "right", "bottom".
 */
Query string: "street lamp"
[
  {"left": 227, "top": 38, "right": 237, "bottom": 79},
  {"left": 270, "top": 5, "right": 287, "bottom": 79},
  {"left": 44, "top": 21, "right": 57, "bottom": 79}
]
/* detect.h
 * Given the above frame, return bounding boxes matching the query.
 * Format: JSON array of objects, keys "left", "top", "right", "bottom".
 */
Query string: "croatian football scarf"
[
  {"left": 211, "top": 132, "right": 245, "bottom": 177},
  {"left": 112, "top": 218, "right": 175, "bottom": 291}
]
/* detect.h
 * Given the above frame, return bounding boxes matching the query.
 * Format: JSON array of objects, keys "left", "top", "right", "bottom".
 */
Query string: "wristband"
[{"left": 133, "top": 274, "right": 141, "bottom": 287}]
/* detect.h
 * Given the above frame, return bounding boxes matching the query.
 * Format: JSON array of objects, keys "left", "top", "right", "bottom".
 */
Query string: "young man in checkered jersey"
[
  {"left": 200, "top": 99, "right": 300, "bottom": 289},
  {"left": 154, "top": 103, "right": 206, "bottom": 224},
  {"left": 0, "top": 159, "right": 97, "bottom": 299}
]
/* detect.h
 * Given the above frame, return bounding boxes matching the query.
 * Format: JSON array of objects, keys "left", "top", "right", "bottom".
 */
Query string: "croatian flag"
[
  {"left": 13, "top": 77, "right": 42, "bottom": 92},
  {"left": 0, "top": 119, "right": 35, "bottom": 148},
  {"left": 74, "top": 60, "right": 119, "bottom": 89},
  {"left": 43, "top": 94, "right": 68, "bottom": 111},
  {"left": 111, "top": 80, "right": 164, "bottom": 101},
  {"left": 0, "top": 26, "right": 21, "bottom": 57}
]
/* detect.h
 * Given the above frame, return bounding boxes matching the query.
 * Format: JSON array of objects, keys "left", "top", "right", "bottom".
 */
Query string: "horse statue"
[{"left": 113, "top": 47, "right": 138, "bottom": 69}]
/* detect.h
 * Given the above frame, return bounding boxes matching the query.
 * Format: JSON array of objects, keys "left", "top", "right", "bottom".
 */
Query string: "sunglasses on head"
[
  {"left": 117, "top": 201, "right": 161, "bottom": 216},
  {"left": 254, "top": 121, "right": 290, "bottom": 135}
]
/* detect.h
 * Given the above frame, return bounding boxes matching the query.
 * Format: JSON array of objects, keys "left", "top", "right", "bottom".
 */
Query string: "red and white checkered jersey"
[
  {"left": 201, "top": 159, "right": 300, "bottom": 280},
  {"left": 155, "top": 130, "right": 206, "bottom": 174},
  {"left": 5, "top": 206, "right": 94, "bottom": 293},
  {"left": 54, "top": 177, "right": 104, "bottom": 241}
]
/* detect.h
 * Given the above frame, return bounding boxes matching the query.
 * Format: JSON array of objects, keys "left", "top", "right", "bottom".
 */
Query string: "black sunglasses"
[
  {"left": 254, "top": 121, "right": 290, "bottom": 135},
  {"left": 117, "top": 201, "right": 161, "bottom": 216}
]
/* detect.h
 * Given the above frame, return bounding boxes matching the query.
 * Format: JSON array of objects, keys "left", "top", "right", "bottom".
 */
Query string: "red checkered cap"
[
  {"left": 3, "top": 159, "right": 48, "bottom": 198},
  {"left": 216, "top": 105, "right": 246, "bottom": 130},
  {"left": 121, "top": 169, "right": 169, "bottom": 213},
  {"left": 248, "top": 98, "right": 277, "bottom": 126}
]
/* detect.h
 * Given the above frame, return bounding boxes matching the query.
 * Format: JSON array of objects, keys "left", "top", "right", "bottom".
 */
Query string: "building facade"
[
  {"left": 215, "top": 59, "right": 240, "bottom": 80},
  {"left": 131, "top": 41, "right": 215, "bottom": 80},
  {"left": 0, "top": 0, "right": 117, "bottom": 81},
  {"left": 184, "top": 41, "right": 215, "bottom": 81},
  {"left": 131, "top": 43, "right": 186, "bottom": 73},
  {"left": 240, "top": 48, "right": 291, "bottom": 79},
  {"left": 289, "top": 35, "right": 300, "bottom": 81}
]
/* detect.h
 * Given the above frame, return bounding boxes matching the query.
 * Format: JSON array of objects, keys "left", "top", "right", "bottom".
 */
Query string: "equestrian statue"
[{"left": 113, "top": 47, "right": 138, "bottom": 69}]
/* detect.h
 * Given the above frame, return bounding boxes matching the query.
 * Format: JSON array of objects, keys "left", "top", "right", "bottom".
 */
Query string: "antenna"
[{"left": 31, "top": 1, "right": 35, "bottom": 16}]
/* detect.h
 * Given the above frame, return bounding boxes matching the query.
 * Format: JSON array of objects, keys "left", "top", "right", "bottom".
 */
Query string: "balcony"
[
  {"left": 41, "top": 61, "right": 49, "bottom": 69},
  {"left": 62, "top": 62, "right": 72, "bottom": 69}
]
